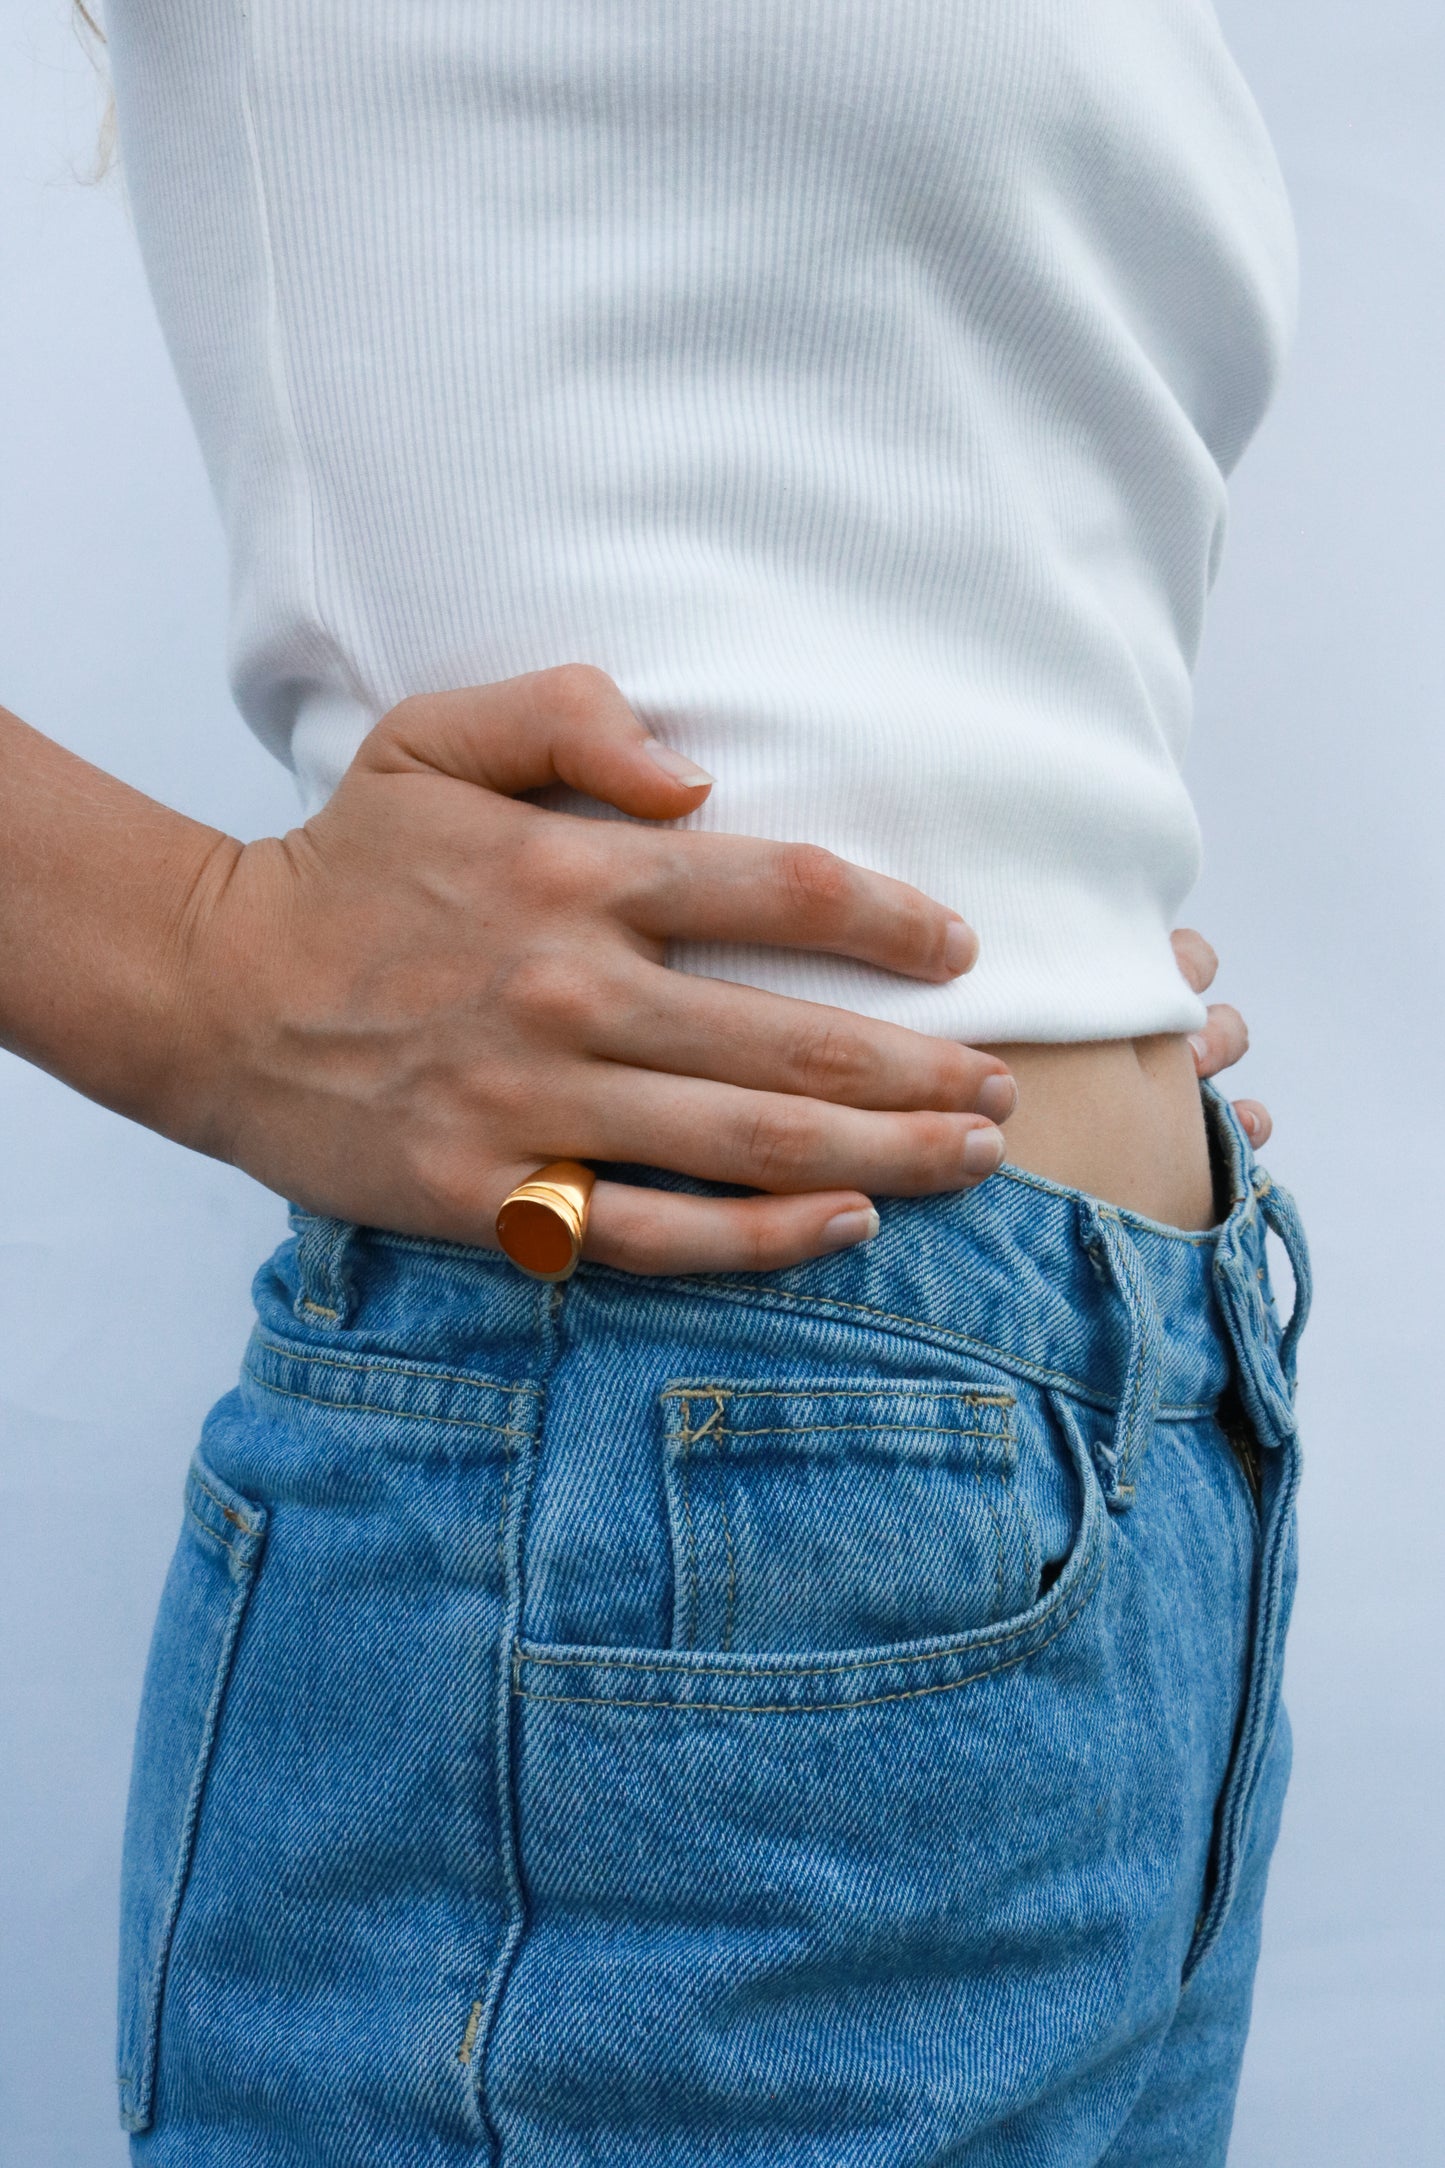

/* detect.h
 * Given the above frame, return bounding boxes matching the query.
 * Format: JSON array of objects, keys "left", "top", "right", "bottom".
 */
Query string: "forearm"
[{"left": 0, "top": 703, "right": 238, "bottom": 1140}]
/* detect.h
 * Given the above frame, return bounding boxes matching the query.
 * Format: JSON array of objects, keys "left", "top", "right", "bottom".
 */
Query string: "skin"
[{"left": 0, "top": 663, "right": 1267, "bottom": 1271}]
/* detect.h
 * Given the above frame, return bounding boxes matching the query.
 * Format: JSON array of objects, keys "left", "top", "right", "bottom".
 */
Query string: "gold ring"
[{"left": 495, "top": 1160, "right": 595, "bottom": 1282}]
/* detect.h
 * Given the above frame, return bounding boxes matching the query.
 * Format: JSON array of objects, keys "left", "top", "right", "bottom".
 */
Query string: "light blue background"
[{"left": 2, "top": 2, "right": 1441, "bottom": 2159}]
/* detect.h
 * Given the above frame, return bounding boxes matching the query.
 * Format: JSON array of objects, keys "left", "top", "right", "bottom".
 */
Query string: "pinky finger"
[
  {"left": 1188, "top": 1001, "right": 1249, "bottom": 1079},
  {"left": 583, "top": 1181, "right": 881, "bottom": 1276},
  {"left": 1231, "top": 1098, "right": 1273, "bottom": 1149}
]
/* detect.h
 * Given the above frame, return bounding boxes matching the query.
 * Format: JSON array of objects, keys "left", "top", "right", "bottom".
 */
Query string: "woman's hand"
[
  {"left": 180, "top": 666, "right": 1018, "bottom": 1274},
  {"left": 0, "top": 678, "right": 1272, "bottom": 1280},
  {"left": 1170, "top": 926, "right": 1272, "bottom": 1147}
]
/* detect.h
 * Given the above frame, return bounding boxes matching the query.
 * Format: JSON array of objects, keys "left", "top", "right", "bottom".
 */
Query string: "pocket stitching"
[
  {"left": 513, "top": 1530, "right": 1105, "bottom": 1717},
  {"left": 714, "top": 1431, "right": 738, "bottom": 1655},
  {"left": 662, "top": 1381, "right": 1019, "bottom": 1656},
  {"left": 517, "top": 1465, "right": 1101, "bottom": 1686},
  {"left": 678, "top": 1416, "right": 701, "bottom": 1650},
  {"left": 243, "top": 1366, "right": 533, "bottom": 1435},
  {"left": 119, "top": 1454, "right": 267, "bottom": 2132},
  {"left": 249, "top": 1330, "right": 542, "bottom": 1399}
]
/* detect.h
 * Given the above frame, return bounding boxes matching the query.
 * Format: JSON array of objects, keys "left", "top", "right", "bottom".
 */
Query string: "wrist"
[
  {"left": 136, "top": 826, "right": 254, "bottom": 1156},
  {"left": 0, "top": 704, "right": 250, "bottom": 1146}
]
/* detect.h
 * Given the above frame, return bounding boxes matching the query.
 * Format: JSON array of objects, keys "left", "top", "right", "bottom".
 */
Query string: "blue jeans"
[{"left": 118, "top": 1085, "right": 1309, "bottom": 2166}]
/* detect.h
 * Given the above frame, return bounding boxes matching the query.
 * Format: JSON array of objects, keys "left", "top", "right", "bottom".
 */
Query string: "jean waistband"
[{"left": 281, "top": 1086, "right": 1310, "bottom": 1464}]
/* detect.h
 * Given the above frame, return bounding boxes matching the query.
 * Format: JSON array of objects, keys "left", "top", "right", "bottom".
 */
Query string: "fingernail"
[
  {"left": 1240, "top": 1107, "right": 1259, "bottom": 1138},
  {"left": 642, "top": 738, "right": 714, "bottom": 788},
  {"left": 976, "top": 1072, "right": 1018, "bottom": 1123},
  {"left": 1188, "top": 1033, "right": 1209, "bottom": 1069},
  {"left": 962, "top": 1126, "right": 1006, "bottom": 1178},
  {"left": 820, "top": 1205, "right": 880, "bottom": 1250},
  {"left": 943, "top": 919, "right": 977, "bottom": 976}
]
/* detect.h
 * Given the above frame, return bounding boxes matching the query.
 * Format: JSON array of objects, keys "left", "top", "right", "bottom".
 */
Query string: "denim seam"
[
  {"left": 513, "top": 1541, "right": 1105, "bottom": 1715},
  {"left": 706, "top": 1400, "right": 739, "bottom": 1655},
  {"left": 496, "top": 1432, "right": 513, "bottom": 1568},
  {"left": 466, "top": 1286, "right": 556, "bottom": 2149},
  {"left": 1183, "top": 1438, "right": 1302, "bottom": 1980},
  {"left": 625, "top": 1281, "right": 1217, "bottom": 1420},
  {"left": 190, "top": 1476, "right": 260, "bottom": 1539},
  {"left": 689, "top": 1423, "right": 1010, "bottom": 1442},
  {"left": 1122, "top": 1251, "right": 1147, "bottom": 1494},
  {"left": 242, "top": 1367, "right": 535, "bottom": 1435},
  {"left": 999, "top": 1404, "right": 1034, "bottom": 1612},
  {"left": 123, "top": 1482, "right": 263, "bottom": 2129},
  {"left": 992, "top": 1162, "right": 1225, "bottom": 1245},
  {"left": 249, "top": 1334, "right": 540, "bottom": 1398},
  {"left": 679, "top": 1424, "right": 700, "bottom": 1650},
  {"left": 978, "top": 1422, "right": 1005, "bottom": 1615},
  {"left": 660, "top": 1384, "right": 1013, "bottom": 1407},
  {"left": 183, "top": 1501, "right": 256, "bottom": 1562},
  {"left": 365, "top": 1161, "right": 1225, "bottom": 1257}
]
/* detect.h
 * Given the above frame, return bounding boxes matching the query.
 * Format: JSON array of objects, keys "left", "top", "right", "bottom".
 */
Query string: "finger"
[
  {"left": 1171, "top": 926, "right": 1219, "bottom": 996},
  {"left": 584, "top": 1181, "right": 883, "bottom": 1275},
  {"left": 368, "top": 663, "right": 716, "bottom": 819},
  {"left": 622, "top": 831, "right": 978, "bottom": 981},
  {"left": 1187, "top": 1002, "right": 1249, "bottom": 1078},
  {"left": 584, "top": 966, "right": 1017, "bottom": 1117},
  {"left": 578, "top": 1067, "right": 1007, "bottom": 1195},
  {"left": 1231, "top": 1098, "right": 1273, "bottom": 1148}
]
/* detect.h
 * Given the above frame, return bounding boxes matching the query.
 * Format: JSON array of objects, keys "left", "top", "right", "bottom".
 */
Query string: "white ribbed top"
[{"left": 106, "top": 0, "right": 1295, "bottom": 1040}]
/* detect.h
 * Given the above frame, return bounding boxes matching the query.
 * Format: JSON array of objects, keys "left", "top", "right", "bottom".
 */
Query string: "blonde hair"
[{"left": 71, "top": 1, "right": 116, "bottom": 177}]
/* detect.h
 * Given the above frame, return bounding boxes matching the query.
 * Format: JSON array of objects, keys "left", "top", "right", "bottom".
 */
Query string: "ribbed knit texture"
[{"left": 106, "top": 0, "right": 1295, "bottom": 1040}]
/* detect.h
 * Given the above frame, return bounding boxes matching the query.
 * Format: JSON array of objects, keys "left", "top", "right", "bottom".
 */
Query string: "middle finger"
[{"left": 583, "top": 963, "right": 1019, "bottom": 1118}]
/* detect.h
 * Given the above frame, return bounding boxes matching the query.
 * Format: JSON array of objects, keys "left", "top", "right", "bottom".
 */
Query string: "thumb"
[{"left": 364, "top": 663, "right": 715, "bottom": 819}]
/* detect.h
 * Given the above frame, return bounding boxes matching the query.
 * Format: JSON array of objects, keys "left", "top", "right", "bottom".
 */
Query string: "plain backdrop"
[{"left": 2, "top": 2, "right": 1441, "bottom": 2161}]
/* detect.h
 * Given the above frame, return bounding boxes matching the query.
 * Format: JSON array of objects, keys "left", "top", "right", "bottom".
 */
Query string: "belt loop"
[
  {"left": 1249, "top": 1168, "right": 1312, "bottom": 1398},
  {"left": 1078, "top": 1200, "right": 1162, "bottom": 1512},
  {"left": 291, "top": 1211, "right": 358, "bottom": 1330}
]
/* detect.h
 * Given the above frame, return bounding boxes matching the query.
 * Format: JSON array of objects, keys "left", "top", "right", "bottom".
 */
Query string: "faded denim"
[{"left": 118, "top": 1085, "right": 1309, "bottom": 2165}]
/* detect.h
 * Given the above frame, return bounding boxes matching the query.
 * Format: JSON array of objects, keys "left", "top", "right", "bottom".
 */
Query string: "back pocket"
[
  {"left": 661, "top": 1379, "right": 1039, "bottom": 1655},
  {"left": 117, "top": 1453, "right": 267, "bottom": 2133}
]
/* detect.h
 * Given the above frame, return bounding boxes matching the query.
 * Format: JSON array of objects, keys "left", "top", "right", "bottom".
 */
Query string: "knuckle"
[
  {"left": 377, "top": 692, "right": 423, "bottom": 736},
  {"left": 792, "top": 1022, "right": 869, "bottom": 1100},
  {"left": 522, "top": 822, "right": 588, "bottom": 904},
  {"left": 932, "top": 1043, "right": 981, "bottom": 1108},
  {"left": 775, "top": 843, "right": 852, "bottom": 929},
  {"left": 505, "top": 950, "right": 597, "bottom": 1036},
  {"left": 911, "top": 1110, "right": 967, "bottom": 1172},
  {"left": 736, "top": 1101, "right": 810, "bottom": 1186},
  {"left": 539, "top": 661, "right": 619, "bottom": 725},
  {"left": 404, "top": 1139, "right": 474, "bottom": 1223},
  {"left": 481, "top": 1063, "right": 536, "bottom": 1130},
  {"left": 890, "top": 887, "right": 942, "bottom": 969},
  {"left": 742, "top": 1211, "right": 785, "bottom": 1273},
  {"left": 365, "top": 692, "right": 430, "bottom": 764}
]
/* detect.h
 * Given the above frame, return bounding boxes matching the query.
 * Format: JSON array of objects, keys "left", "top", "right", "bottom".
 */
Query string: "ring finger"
[{"left": 567, "top": 1065, "right": 1007, "bottom": 1196}]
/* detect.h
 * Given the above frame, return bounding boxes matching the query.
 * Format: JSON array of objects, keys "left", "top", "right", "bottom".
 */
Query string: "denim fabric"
[{"left": 117, "top": 1086, "right": 1309, "bottom": 2166}]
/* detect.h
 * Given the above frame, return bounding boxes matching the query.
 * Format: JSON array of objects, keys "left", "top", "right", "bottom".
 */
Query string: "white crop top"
[{"left": 106, "top": 0, "right": 1296, "bottom": 1041}]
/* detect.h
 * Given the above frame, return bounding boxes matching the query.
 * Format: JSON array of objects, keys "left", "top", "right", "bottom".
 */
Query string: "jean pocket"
[
  {"left": 659, "top": 1378, "right": 1041, "bottom": 1655},
  {"left": 116, "top": 1453, "right": 267, "bottom": 2134},
  {"left": 515, "top": 1372, "right": 1102, "bottom": 1716}
]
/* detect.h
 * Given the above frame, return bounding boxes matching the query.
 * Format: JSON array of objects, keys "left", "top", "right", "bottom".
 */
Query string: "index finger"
[
  {"left": 621, "top": 833, "right": 978, "bottom": 983},
  {"left": 1171, "top": 927, "right": 1219, "bottom": 996}
]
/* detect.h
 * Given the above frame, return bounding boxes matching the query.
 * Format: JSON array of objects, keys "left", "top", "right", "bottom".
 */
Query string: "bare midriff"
[{"left": 981, "top": 1034, "right": 1219, "bottom": 1233}]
